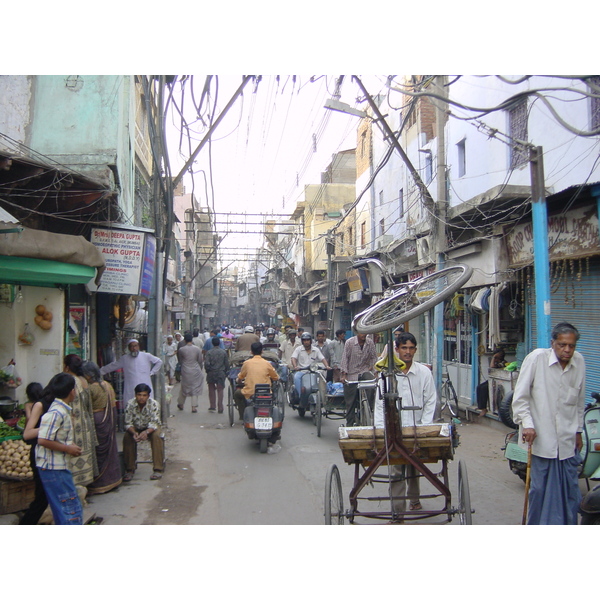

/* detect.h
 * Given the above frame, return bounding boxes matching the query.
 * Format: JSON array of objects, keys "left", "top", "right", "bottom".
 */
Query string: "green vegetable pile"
[{"left": 0, "top": 422, "right": 20, "bottom": 438}]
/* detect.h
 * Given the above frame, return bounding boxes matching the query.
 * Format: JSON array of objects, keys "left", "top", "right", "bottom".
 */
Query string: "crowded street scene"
[
  {"left": 2, "top": 69, "right": 599, "bottom": 536},
  {"left": 2, "top": 10, "right": 594, "bottom": 597}
]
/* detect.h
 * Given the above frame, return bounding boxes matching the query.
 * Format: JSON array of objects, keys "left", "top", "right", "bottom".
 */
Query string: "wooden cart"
[{"left": 324, "top": 398, "right": 473, "bottom": 524}]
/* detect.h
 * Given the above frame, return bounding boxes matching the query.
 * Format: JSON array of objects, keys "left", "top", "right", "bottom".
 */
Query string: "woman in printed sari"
[
  {"left": 63, "top": 354, "right": 98, "bottom": 487},
  {"left": 81, "top": 361, "right": 122, "bottom": 494}
]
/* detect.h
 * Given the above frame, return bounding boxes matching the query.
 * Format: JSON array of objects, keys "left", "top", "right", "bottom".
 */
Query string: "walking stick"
[{"left": 522, "top": 444, "right": 532, "bottom": 525}]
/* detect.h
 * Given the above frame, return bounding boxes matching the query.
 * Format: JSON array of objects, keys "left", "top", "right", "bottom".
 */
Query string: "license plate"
[{"left": 255, "top": 417, "right": 273, "bottom": 430}]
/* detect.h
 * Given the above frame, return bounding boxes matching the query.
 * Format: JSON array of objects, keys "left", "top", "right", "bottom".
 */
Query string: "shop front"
[{"left": 0, "top": 221, "right": 105, "bottom": 406}]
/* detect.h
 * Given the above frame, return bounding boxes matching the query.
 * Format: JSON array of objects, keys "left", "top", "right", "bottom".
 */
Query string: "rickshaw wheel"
[
  {"left": 316, "top": 391, "right": 323, "bottom": 437},
  {"left": 458, "top": 459, "right": 472, "bottom": 524},
  {"left": 325, "top": 464, "right": 344, "bottom": 525},
  {"left": 227, "top": 381, "right": 235, "bottom": 427}
]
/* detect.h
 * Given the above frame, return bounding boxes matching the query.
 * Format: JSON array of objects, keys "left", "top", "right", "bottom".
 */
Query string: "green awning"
[{"left": 0, "top": 255, "right": 96, "bottom": 287}]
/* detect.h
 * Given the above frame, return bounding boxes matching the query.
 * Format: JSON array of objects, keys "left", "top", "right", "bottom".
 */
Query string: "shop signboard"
[
  {"left": 504, "top": 204, "right": 600, "bottom": 267},
  {"left": 90, "top": 227, "right": 156, "bottom": 297}
]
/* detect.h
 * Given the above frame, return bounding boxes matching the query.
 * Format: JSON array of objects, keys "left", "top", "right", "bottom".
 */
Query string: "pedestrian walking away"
[
  {"left": 205, "top": 335, "right": 230, "bottom": 413},
  {"left": 163, "top": 334, "right": 178, "bottom": 385},
  {"left": 512, "top": 322, "right": 585, "bottom": 525},
  {"left": 177, "top": 332, "right": 205, "bottom": 412}
]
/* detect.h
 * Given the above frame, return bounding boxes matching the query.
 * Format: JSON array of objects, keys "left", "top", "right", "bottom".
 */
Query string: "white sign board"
[{"left": 90, "top": 228, "right": 155, "bottom": 296}]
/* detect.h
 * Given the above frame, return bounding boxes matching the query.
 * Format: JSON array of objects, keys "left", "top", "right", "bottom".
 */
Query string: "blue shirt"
[{"left": 203, "top": 336, "right": 224, "bottom": 351}]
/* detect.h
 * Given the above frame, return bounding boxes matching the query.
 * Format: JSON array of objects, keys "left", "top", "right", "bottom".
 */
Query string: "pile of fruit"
[{"left": 0, "top": 439, "right": 33, "bottom": 480}]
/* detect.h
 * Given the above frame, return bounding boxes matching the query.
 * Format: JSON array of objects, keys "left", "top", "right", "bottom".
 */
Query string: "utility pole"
[
  {"left": 325, "top": 232, "right": 336, "bottom": 334},
  {"left": 530, "top": 146, "right": 551, "bottom": 348},
  {"left": 432, "top": 76, "right": 448, "bottom": 394}
]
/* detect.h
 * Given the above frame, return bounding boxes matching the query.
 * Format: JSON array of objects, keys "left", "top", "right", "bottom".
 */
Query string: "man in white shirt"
[
  {"left": 512, "top": 322, "right": 585, "bottom": 525},
  {"left": 374, "top": 332, "right": 436, "bottom": 520}
]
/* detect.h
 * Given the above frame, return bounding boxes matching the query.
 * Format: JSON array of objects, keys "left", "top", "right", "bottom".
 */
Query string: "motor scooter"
[
  {"left": 243, "top": 382, "right": 284, "bottom": 453},
  {"left": 289, "top": 361, "right": 326, "bottom": 420},
  {"left": 580, "top": 392, "right": 600, "bottom": 524}
]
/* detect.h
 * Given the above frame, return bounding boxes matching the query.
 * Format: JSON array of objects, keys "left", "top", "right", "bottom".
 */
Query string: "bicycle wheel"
[
  {"left": 457, "top": 459, "right": 472, "bottom": 524},
  {"left": 353, "top": 264, "right": 473, "bottom": 334},
  {"left": 324, "top": 464, "right": 344, "bottom": 524},
  {"left": 316, "top": 389, "right": 323, "bottom": 437},
  {"left": 443, "top": 381, "right": 459, "bottom": 418},
  {"left": 227, "top": 380, "right": 235, "bottom": 427},
  {"left": 359, "top": 390, "right": 373, "bottom": 426}
]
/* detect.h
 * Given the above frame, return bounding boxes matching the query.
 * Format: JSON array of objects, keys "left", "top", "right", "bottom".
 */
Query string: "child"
[
  {"left": 35, "top": 372, "right": 83, "bottom": 525},
  {"left": 23, "top": 382, "right": 43, "bottom": 423}
]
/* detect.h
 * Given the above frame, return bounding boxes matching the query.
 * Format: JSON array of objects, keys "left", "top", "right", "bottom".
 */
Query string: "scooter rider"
[
  {"left": 290, "top": 333, "right": 330, "bottom": 401},
  {"left": 234, "top": 342, "right": 279, "bottom": 420}
]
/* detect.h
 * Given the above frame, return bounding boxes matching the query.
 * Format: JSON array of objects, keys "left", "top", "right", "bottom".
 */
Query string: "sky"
[{"left": 166, "top": 75, "right": 388, "bottom": 262}]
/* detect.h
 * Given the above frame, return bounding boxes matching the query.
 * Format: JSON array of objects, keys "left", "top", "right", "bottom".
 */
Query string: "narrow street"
[{"left": 83, "top": 383, "right": 542, "bottom": 526}]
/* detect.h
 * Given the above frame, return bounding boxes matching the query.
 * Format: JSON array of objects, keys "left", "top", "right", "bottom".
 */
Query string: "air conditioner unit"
[
  {"left": 376, "top": 235, "right": 393, "bottom": 249},
  {"left": 416, "top": 236, "right": 433, "bottom": 264}
]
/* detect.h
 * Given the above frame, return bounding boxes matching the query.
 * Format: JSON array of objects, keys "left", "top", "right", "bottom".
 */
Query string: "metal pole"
[
  {"left": 529, "top": 146, "right": 551, "bottom": 348},
  {"left": 433, "top": 76, "right": 447, "bottom": 393}
]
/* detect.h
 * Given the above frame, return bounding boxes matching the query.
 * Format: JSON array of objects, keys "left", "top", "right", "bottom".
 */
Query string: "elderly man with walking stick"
[{"left": 512, "top": 322, "right": 585, "bottom": 525}]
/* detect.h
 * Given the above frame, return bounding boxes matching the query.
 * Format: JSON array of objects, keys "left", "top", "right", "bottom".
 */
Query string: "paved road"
[{"left": 83, "top": 383, "right": 559, "bottom": 525}]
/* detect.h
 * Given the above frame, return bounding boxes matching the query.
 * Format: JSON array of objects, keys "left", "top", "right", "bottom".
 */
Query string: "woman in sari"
[
  {"left": 63, "top": 354, "right": 98, "bottom": 487},
  {"left": 82, "top": 361, "right": 122, "bottom": 494}
]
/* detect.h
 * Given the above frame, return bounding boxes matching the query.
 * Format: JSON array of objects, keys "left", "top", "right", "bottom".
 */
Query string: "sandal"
[
  {"left": 150, "top": 471, "right": 162, "bottom": 480},
  {"left": 177, "top": 404, "right": 183, "bottom": 411},
  {"left": 191, "top": 408, "right": 197, "bottom": 413},
  {"left": 409, "top": 501, "right": 422, "bottom": 511},
  {"left": 123, "top": 472, "right": 134, "bottom": 482}
]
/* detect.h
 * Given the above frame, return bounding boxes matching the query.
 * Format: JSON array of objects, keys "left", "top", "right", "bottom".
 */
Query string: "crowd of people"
[{"left": 16, "top": 319, "right": 586, "bottom": 527}]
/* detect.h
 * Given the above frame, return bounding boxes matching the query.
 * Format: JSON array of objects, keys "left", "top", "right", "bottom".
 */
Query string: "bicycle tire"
[
  {"left": 353, "top": 264, "right": 473, "bottom": 334},
  {"left": 444, "top": 381, "right": 459, "bottom": 418}
]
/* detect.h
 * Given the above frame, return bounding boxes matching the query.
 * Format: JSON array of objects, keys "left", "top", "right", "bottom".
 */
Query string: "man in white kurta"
[
  {"left": 374, "top": 332, "right": 436, "bottom": 520},
  {"left": 100, "top": 339, "right": 163, "bottom": 405},
  {"left": 512, "top": 322, "right": 585, "bottom": 525}
]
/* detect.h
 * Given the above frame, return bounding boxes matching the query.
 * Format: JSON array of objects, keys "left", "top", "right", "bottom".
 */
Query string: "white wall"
[
  {"left": 0, "top": 286, "right": 65, "bottom": 405},
  {"left": 446, "top": 76, "right": 600, "bottom": 206}
]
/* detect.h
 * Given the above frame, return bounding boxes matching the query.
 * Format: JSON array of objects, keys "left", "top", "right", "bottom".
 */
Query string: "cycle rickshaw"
[{"left": 324, "top": 261, "right": 474, "bottom": 525}]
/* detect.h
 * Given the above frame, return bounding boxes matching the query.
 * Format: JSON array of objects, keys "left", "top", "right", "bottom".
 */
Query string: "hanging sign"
[{"left": 89, "top": 227, "right": 156, "bottom": 297}]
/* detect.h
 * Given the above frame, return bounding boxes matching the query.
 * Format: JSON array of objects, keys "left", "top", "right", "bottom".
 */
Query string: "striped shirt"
[
  {"left": 35, "top": 399, "right": 74, "bottom": 471},
  {"left": 339, "top": 336, "right": 378, "bottom": 380}
]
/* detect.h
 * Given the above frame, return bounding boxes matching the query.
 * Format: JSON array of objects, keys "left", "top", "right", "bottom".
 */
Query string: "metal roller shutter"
[{"left": 531, "top": 257, "right": 600, "bottom": 398}]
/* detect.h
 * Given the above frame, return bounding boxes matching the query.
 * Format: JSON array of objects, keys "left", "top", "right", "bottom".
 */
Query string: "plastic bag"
[
  {"left": 17, "top": 323, "right": 34, "bottom": 346},
  {"left": 0, "top": 361, "right": 22, "bottom": 388}
]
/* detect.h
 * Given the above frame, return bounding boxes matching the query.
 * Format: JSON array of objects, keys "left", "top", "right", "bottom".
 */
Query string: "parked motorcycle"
[{"left": 501, "top": 391, "right": 600, "bottom": 523}]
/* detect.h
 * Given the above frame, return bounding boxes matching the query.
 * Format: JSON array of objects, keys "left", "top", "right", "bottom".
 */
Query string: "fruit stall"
[{"left": 0, "top": 398, "right": 35, "bottom": 515}]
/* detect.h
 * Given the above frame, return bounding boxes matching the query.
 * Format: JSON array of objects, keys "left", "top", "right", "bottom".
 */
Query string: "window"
[
  {"left": 340, "top": 232, "right": 345, "bottom": 253},
  {"left": 398, "top": 188, "right": 404, "bottom": 219},
  {"left": 360, "top": 221, "right": 366, "bottom": 248},
  {"left": 457, "top": 139, "right": 466, "bottom": 177},
  {"left": 380, "top": 218, "right": 385, "bottom": 237},
  {"left": 348, "top": 226, "right": 353, "bottom": 248},
  {"left": 425, "top": 153, "right": 433, "bottom": 184},
  {"left": 590, "top": 76, "right": 600, "bottom": 131},
  {"left": 508, "top": 99, "right": 528, "bottom": 168},
  {"left": 379, "top": 190, "right": 384, "bottom": 206}
]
